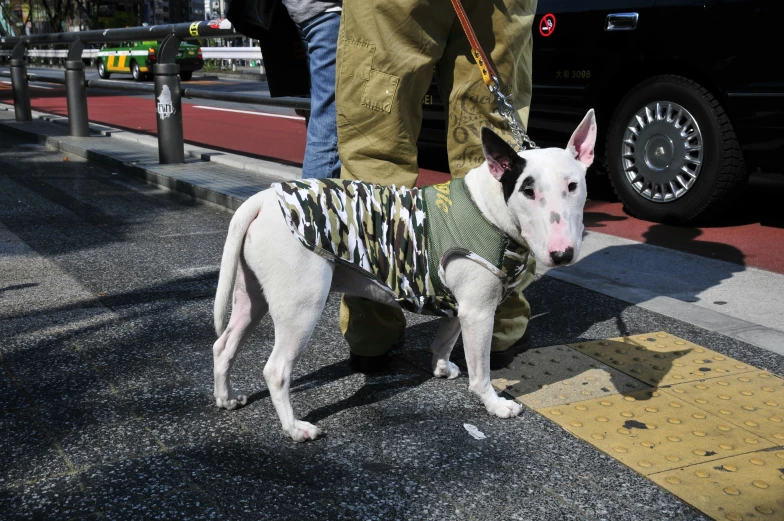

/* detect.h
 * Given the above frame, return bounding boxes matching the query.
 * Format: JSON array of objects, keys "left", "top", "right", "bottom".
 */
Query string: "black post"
[
  {"left": 65, "top": 40, "right": 89, "bottom": 137},
  {"left": 9, "top": 43, "right": 31, "bottom": 122},
  {"left": 153, "top": 35, "right": 184, "bottom": 164}
]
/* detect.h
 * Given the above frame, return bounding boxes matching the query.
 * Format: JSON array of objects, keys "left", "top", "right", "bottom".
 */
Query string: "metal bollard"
[
  {"left": 65, "top": 40, "right": 89, "bottom": 137},
  {"left": 9, "top": 43, "right": 32, "bottom": 122},
  {"left": 153, "top": 35, "right": 184, "bottom": 164}
]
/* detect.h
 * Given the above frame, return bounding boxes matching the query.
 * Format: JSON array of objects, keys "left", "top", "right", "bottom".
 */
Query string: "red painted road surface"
[{"left": 3, "top": 83, "right": 783, "bottom": 274}]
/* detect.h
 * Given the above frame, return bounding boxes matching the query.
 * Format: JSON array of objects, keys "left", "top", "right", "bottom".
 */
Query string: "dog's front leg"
[
  {"left": 429, "top": 317, "right": 461, "bottom": 379},
  {"left": 458, "top": 308, "right": 522, "bottom": 418},
  {"left": 446, "top": 259, "right": 522, "bottom": 419}
]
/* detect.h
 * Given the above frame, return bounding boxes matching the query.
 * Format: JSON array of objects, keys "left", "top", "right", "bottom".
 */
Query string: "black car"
[{"left": 423, "top": 0, "right": 784, "bottom": 223}]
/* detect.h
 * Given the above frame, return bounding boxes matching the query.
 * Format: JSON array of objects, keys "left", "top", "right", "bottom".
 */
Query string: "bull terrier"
[{"left": 212, "top": 110, "right": 596, "bottom": 442}]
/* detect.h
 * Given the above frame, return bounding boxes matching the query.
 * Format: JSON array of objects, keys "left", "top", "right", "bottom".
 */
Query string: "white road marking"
[
  {"left": 2, "top": 79, "right": 56, "bottom": 89},
  {"left": 176, "top": 266, "right": 220, "bottom": 277},
  {"left": 191, "top": 105, "right": 305, "bottom": 121}
]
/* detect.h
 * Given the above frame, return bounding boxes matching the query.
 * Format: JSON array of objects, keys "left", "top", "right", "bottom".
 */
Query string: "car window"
[{"left": 538, "top": 0, "right": 655, "bottom": 10}]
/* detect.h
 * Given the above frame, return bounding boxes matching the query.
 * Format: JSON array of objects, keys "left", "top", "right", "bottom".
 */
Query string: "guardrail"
[
  {"left": 0, "top": 47, "right": 264, "bottom": 60},
  {"left": 0, "top": 21, "right": 306, "bottom": 164}
]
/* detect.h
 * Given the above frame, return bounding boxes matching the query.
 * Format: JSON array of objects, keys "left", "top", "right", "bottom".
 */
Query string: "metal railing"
[
  {"left": 0, "top": 22, "right": 309, "bottom": 164},
  {"left": 0, "top": 47, "right": 264, "bottom": 60}
]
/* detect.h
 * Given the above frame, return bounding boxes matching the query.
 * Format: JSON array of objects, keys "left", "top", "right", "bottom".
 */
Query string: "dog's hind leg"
[
  {"left": 213, "top": 259, "right": 268, "bottom": 410},
  {"left": 261, "top": 262, "right": 333, "bottom": 443},
  {"left": 430, "top": 317, "right": 461, "bottom": 379}
]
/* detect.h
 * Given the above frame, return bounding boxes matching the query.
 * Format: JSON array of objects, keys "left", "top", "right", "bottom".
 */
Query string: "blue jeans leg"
[{"left": 298, "top": 11, "right": 341, "bottom": 179}]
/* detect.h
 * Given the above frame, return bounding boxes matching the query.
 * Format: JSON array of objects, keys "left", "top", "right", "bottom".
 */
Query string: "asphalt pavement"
[{"left": 3, "top": 114, "right": 784, "bottom": 520}]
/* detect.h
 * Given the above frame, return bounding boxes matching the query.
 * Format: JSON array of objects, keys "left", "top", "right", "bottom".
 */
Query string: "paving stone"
[
  {"left": 113, "top": 382, "right": 213, "bottom": 418},
  {"left": 491, "top": 344, "right": 650, "bottom": 409},
  {"left": 81, "top": 455, "right": 221, "bottom": 520},
  {"left": 56, "top": 419, "right": 161, "bottom": 469},
  {"left": 540, "top": 388, "right": 774, "bottom": 476},
  {"left": 0, "top": 474, "right": 95, "bottom": 520},
  {"left": 138, "top": 406, "right": 248, "bottom": 449},
  {"left": 660, "top": 371, "right": 784, "bottom": 445},
  {"left": 34, "top": 388, "right": 134, "bottom": 434},
  {"left": 570, "top": 332, "right": 759, "bottom": 386},
  {"left": 649, "top": 449, "right": 784, "bottom": 521},
  {"left": 0, "top": 414, "right": 68, "bottom": 484}
]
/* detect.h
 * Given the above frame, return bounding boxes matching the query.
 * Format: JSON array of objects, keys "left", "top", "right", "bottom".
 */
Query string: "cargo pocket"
[
  {"left": 361, "top": 70, "right": 400, "bottom": 113},
  {"left": 339, "top": 38, "right": 374, "bottom": 81}
]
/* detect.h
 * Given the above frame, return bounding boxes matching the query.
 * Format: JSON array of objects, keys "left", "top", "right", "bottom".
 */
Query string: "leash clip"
[{"left": 487, "top": 76, "right": 538, "bottom": 152}]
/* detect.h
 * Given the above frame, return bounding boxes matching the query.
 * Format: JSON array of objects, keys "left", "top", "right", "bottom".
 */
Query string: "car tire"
[
  {"left": 97, "top": 60, "right": 110, "bottom": 80},
  {"left": 131, "top": 61, "right": 143, "bottom": 82},
  {"left": 605, "top": 75, "right": 747, "bottom": 224},
  {"left": 180, "top": 71, "right": 193, "bottom": 81}
]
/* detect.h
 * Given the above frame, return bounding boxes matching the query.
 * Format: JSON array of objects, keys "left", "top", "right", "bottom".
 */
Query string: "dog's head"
[{"left": 481, "top": 109, "right": 596, "bottom": 268}]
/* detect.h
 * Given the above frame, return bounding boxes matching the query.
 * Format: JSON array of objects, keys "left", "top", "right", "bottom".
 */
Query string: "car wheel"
[
  {"left": 131, "top": 61, "right": 142, "bottom": 82},
  {"left": 180, "top": 71, "right": 193, "bottom": 81},
  {"left": 605, "top": 75, "right": 747, "bottom": 224},
  {"left": 97, "top": 60, "right": 110, "bottom": 80}
]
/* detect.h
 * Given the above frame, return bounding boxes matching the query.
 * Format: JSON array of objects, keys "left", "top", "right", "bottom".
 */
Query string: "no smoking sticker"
[{"left": 539, "top": 13, "right": 556, "bottom": 37}]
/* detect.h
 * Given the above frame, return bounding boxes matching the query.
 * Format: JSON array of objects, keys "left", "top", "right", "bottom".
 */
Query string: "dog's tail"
[{"left": 214, "top": 191, "right": 266, "bottom": 337}]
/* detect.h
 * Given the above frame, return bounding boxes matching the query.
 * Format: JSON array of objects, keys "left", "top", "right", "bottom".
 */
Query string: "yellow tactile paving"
[
  {"left": 510, "top": 332, "right": 784, "bottom": 520},
  {"left": 660, "top": 372, "right": 784, "bottom": 445},
  {"left": 569, "top": 332, "right": 755, "bottom": 386},
  {"left": 538, "top": 388, "right": 774, "bottom": 476},
  {"left": 491, "top": 345, "right": 649, "bottom": 409},
  {"left": 649, "top": 450, "right": 784, "bottom": 521}
]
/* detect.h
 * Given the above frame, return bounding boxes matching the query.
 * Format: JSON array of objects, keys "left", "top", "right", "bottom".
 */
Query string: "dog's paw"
[
  {"left": 486, "top": 397, "right": 523, "bottom": 419},
  {"left": 215, "top": 393, "right": 248, "bottom": 411},
  {"left": 285, "top": 420, "right": 323, "bottom": 443},
  {"left": 433, "top": 360, "right": 460, "bottom": 379}
]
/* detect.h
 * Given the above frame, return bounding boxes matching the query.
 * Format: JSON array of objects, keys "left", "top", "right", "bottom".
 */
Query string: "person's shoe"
[
  {"left": 348, "top": 351, "right": 392, "bottom": 374},
  {"left": 489, "top": 327, "right": 533, "bottom": 370},
  {"left": 347, "top": 334, "right": 406, "bottom": 374}
]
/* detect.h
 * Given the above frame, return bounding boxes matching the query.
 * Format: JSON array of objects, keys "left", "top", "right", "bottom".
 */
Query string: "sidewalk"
[{"left": 1, "top": 107, "right": 783, "bottom": 520}]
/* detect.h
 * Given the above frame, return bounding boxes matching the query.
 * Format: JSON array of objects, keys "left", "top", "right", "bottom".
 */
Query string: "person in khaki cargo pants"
[{"left": 335, "top": 0, "right": 538, "bottom": 371}]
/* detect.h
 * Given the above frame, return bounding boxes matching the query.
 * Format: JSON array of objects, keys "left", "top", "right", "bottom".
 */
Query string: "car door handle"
[{"left": 606, "top": 12, "right": 639, "bottom": 31}]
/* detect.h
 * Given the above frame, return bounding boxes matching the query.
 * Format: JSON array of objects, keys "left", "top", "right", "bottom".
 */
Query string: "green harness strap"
[{"left": 422, "top": 178, "right": 529, "bottom": 302}]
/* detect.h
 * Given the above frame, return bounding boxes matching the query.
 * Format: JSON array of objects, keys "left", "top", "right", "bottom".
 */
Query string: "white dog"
[{"left": 212, "top": 110, "right": 596, "bottom": 442}]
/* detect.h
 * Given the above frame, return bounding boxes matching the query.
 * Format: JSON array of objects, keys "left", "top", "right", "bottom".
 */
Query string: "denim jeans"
[{"left": 297, "top": 11, "right": 342, "bottom": 179}]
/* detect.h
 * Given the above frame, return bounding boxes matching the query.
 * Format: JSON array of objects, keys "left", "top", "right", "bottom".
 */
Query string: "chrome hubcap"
[{"left": 621, "top": 102, "right": 703, "bottom": 203}]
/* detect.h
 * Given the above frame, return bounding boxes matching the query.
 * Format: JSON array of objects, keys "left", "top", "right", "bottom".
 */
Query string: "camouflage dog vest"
[{"left": 275, "top": 178, "right": 530, "bottom": 316}]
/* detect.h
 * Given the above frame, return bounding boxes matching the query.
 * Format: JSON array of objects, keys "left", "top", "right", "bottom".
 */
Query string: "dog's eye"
[
  {"left": 568, "top": 182, "right": 578, "bottom": 193},
  {"left": 522, "top": 187, "right": 535, "bottom": 200}
]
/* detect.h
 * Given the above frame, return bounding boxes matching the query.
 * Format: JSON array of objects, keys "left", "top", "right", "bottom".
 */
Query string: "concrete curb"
[
  {"left": 0, "top": 103, "right": 299, "bottom": 211},
  {"left": 0, "top": 116, "right": 239, "bottom": 211},
  {"left": 33, "top": 111, "right": 301, "bottom": 181},
  {"left": 17, "top": 63, "right": 266, "bottom": 82}
]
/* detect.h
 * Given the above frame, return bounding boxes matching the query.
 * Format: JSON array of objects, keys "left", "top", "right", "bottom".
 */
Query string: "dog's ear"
[
  {"left": 567, "top": 109, "right": 597, "bottom": 167},
  {"left": 482, "top": 128, "right": 526, "bottom": 201},
  {"left": 482, "top": 127, "right": 520, "bottom": 181}
]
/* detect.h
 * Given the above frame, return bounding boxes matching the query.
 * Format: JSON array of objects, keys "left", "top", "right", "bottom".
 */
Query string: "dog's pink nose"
[{"left": 549, "top": 247, "right": 574, "bottom": 266}]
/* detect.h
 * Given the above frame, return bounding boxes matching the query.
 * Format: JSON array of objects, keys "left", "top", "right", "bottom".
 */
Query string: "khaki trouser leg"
[
  {"left": 438, "top": 0, "right": 538, "bottom": 350},
  {"left": 339, "top": 297, "right": 406, "bottom": 356},
  {"left": 335, "top": 0, "right": 451, "bottom": 187},
  {"left": 437, "top": 0, "right": 536, "bottom": 177},
  {"left": 336, "top": 0, "right": 453, "bottom": 355},
  {"left": 491, "top": 255, "right": 536, "bottom": 352},
  {"left": 336, "top": 0, "right": 538, "bottom": 356}
]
